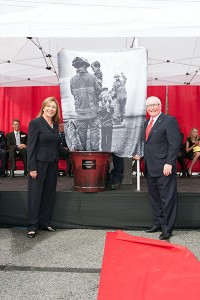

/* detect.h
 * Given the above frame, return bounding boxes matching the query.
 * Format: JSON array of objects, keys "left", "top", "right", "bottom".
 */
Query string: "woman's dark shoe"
[
  {"left": 28, "top": 231, "right": 36, "bottom": 238},
  {"left": 45, "top": 226, "right": 56, "bottom": 232}
]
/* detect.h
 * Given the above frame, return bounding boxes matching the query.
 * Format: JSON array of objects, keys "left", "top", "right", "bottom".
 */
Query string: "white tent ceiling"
[{"left": 0, "top": 0, "right": 200, "bottom": 86}]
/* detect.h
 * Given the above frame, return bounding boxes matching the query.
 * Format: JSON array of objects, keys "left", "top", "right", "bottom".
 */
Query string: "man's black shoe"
[
  {"left": 9, "top": 170, "right": 14, "bottom": 178},
  {"left": 110, "top": 183, "right": 120, "bottom": 190},
  {"left": 0, "top": 172, "right": 7, "bottom": 177},
  {"left": 145, "top": 226, "right": 161, "bottom": 233},
  {"left": 159, "top": 232, "right": 172, "bottom": 240}
]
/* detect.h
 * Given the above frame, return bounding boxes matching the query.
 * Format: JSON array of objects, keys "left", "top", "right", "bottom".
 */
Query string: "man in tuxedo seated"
[
  {"left": 6, "top": 119, "right": 28, "bottom": 177},
  {"left": 0, "top": 130, "right": 8, "bottom": 177},
  {"left": 58, "top": 122, "right": 73, "bottom": 177}
]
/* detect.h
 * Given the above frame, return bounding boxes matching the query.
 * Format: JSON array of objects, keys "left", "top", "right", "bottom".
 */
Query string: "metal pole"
[
  {"left": 135, "top": 37, "right": 141, "bottom": 191},
  {"left": 136, "top": 160, "right": 141, "bottom": 191}
]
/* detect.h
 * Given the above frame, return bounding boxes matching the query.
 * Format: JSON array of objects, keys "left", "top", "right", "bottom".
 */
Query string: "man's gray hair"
[{"left": 146, "top": 96, "right": 161, "bottom": 106}]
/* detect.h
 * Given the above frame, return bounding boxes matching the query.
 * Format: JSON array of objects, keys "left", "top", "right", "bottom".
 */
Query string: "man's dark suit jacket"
[
  {"left": 144, "top": 112, "right": 181, "bottom": 177},
  {"left": 0, "top": 131, "right": 6, "bottom": 150},
  {"left": 6, "top": 131, "right": 28, "bottom": 149},
  {"left": 27, "top": 116, "right": 60, "bottom": 171}
]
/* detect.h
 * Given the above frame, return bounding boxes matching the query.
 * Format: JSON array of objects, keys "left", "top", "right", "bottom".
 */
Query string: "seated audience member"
[
  {"left": 185, "top": 128, "right": 200, "bottom": 176},
  {"left": 6, "top": 119, "right": 28, "bottom": 177},
  {"left": 58, "top": 122, "right": 73, "bottom": 177},
  {"left": 0, "top": 130, "right": 8, "bottom": 177},
  {"left": 177, "top": 132, "right": 188, "bottom": 177}
]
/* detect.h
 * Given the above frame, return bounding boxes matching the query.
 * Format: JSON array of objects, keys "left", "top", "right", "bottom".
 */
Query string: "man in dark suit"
[
  {"left": 6, "top": 119, "right": 28, "bottom": 177},
  {"left": 58, "top": 122, "right": 73, "bottom": 176},
  {"left": 135, "top": 96, "right": 181, "bottom": 240},
  {"left": 107, "top": 153, "right": 124, "bottom": 190},
  {"left": 0, "top": 130, "right": 8, "bottom": 177}
]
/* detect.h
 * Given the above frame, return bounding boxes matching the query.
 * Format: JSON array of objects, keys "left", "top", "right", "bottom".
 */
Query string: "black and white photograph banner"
[{"left": 57, "top": 48, "right": 147, "bottom": 157}]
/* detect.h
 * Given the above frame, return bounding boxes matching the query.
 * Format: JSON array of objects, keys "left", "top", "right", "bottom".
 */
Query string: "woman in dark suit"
[{"left": 27, "top": 97, "right": 61, "bottom": 238}]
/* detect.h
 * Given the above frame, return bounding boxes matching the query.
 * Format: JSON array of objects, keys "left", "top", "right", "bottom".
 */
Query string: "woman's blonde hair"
[
  {"left": 38, "top": 96, "right": 60, "bottom": 123},
  {"left": 189, "top": 128, "right": 199, "bottom": 140}
]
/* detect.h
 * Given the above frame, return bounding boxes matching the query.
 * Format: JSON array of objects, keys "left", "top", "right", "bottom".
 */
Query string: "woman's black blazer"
[{"left": 27, "top": 116, "right": 60, "bottom": 171}]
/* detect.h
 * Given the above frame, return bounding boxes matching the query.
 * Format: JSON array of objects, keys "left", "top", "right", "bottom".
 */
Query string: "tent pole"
[
  {"left": 134, "top": 37, "right": 140, "bottom": 191},
  {"left": 134, "top": 38, "right": 139, "bottom": 47},
  {"left": 129, "top": 37, "right": 139, "bottom": 48},
  {"left": 166, "top": 86, "right": 168, "bottom": 114}
]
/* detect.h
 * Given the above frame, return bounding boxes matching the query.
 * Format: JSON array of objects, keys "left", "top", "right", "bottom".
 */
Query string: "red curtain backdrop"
[
  {"left": 0, "top": 86, "right": 62, "bottom": 134},
  {"left": 0, "top": 85, "right": 200, "bottom": 145},
  {"left": 168, "top": 86, "right": 200, "bottom": 140}
]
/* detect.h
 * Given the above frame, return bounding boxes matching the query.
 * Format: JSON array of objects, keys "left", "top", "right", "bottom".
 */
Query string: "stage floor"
[
  {"left": 1, "top": 173, "right": 200, "bottom": 229},
  {"left": 0, "top": 173, "right": 200, "bottom": 193}
]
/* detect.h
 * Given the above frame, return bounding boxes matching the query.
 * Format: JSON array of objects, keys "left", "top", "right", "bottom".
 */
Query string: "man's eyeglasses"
[{"left": 146, "top": 103, "right": 160, "bottom": 108}]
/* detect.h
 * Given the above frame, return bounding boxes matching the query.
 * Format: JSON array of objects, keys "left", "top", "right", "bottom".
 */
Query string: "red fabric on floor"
[{"left": 98, "top": 230, "right": 200, "bottom": 300}]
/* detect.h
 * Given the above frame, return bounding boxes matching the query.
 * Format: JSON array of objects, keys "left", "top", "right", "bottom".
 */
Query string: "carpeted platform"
[
  {"left": 0, "top": 173, "right": 200, "bottom": 193},
  {"left": 0, "top": 175, "right": 200, "bottom": 229}
]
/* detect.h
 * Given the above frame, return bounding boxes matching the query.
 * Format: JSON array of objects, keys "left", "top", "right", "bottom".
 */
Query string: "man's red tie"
[{"left": 146, "top": 119, "right": 154, "bottom": 140}]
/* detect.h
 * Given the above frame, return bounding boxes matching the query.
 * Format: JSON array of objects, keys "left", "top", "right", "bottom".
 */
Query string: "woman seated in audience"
[{"left": 185, "top": 128, "right": 200, "bottom": 175}]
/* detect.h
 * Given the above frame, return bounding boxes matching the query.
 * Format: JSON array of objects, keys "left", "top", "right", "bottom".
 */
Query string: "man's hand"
[
  {"left": 18, "top": 143, "right": 27, "bottom": 149},
  {"left": 133, "top": 154, "right": 141, "bottom": 160},
  {"left": 163, "top": 164, "right": 172, "bottom": 176}
]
